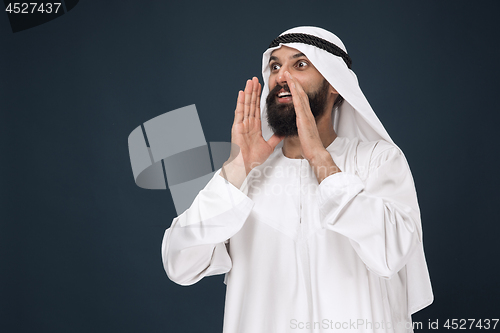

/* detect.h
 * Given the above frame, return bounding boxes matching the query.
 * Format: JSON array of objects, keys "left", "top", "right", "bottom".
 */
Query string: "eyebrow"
[{"left": 268, "top": 52, "right": 307, "bottom": 63}]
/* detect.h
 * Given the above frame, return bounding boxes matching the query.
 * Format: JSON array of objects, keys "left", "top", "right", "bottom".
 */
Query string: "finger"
[
  {"left": 244, "top": 79, "right": 253, "bottom": 119},
  {"left": 285, "top": 71, "right": 311, "bottom": 119},
  {"left": 255, "top": 82, "right": 262, "bottom": 120},
  {"left": 233, "top": 90, "right": 245, "bottom": 125},
  {"left": 250, "top": 77, "right": 259, "bottom": 118},
  {"left": 267, "top": 134, "right": 284, "bottom": 150},
  {"left": 285, "top": 71, "right": 302, "bottom": 112}
]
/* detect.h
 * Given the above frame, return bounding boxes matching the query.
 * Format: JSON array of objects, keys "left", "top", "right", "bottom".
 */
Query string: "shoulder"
[
  {"left": 337, "top": 137, "right": 402, "bottom": 178},
  {"left": 358, "top": 140, "right": 400, "bottom": 162},
  {"left": 335, "top": 137, "right": 400, "bottom": 160}
]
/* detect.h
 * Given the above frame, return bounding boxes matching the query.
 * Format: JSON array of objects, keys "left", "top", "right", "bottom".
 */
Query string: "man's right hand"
[{"left": 221, "top": 77, "right": 283, "bottom": 188}]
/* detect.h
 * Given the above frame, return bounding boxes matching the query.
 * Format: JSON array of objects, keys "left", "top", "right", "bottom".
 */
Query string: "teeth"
[{"left": 278, "top": 92, "right": 291, "bottom": 97}]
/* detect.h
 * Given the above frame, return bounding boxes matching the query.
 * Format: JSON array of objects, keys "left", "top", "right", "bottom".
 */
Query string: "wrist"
[
  {"left": 221, "top": 154, "right": 249, "bottom": 189},
  {"left": 308, "top": 150, "right": 341, "bottom": 183},
  {"left": 308, "top": 149, "right": 333, "bottom": 167}
]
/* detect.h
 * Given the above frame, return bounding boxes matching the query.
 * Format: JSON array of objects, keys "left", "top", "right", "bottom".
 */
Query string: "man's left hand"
[
  {"left": 285, "top": 71, "right": 325, "bottom": 162},
  {"left": 285, "top": 71, "right": 341, "bottom": 183}
]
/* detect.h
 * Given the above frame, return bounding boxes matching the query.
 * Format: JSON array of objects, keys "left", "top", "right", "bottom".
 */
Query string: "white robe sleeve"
[
  {"left": 318, "top": 144, "right": 421, "bottom": 279},
  {"left": 161, "top": 171, "right": 254, "bottom": 286}
]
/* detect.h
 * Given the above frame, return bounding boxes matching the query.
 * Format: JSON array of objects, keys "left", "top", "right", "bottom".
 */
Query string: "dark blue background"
[{"left": 1, "top": 1, "right": 499, "bottom": 332}]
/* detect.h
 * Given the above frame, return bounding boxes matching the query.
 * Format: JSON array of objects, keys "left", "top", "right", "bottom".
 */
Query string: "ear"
[
  {"left": 328, "top": 84, "right": 338, "bottom": 95},
  {"left": 328, "top": 85, "right": 339, "bottom": 105}
]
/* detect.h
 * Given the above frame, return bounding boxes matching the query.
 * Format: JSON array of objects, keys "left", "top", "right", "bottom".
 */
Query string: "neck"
[{"left": 282, "top": 112, "right": 337, "bottom": 159}]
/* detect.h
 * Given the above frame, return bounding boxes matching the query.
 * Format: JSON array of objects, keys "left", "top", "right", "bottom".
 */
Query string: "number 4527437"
[
  {"left": 5, "top": 3, "right": 62, "bottom": 14},
  {"left": 443, "top": 319, "right": 498, "bottom": 330}
]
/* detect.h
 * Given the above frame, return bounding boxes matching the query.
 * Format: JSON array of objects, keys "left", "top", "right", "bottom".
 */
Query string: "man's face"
[{"left": 265, "top": 46, "right": 336, "bottom": 137}]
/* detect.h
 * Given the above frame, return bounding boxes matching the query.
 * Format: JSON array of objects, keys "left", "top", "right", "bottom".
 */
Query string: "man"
[{"left": 162, "top": 26, "right": 433, "bottom": 333}]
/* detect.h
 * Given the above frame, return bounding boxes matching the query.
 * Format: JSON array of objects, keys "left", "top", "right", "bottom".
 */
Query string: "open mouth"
[{"left": 277, "top": 90, "right": 292, "bottom": 102}]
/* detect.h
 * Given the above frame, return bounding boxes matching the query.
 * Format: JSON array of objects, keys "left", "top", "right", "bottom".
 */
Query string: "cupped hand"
[
  {"left": 230, "top": 77, "right": 283, "bottom": 173},
  {"left": 284, "top": 71, "right": 325, "bottom": 162}
]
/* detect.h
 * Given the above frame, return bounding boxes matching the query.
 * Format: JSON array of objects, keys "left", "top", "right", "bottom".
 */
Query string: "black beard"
[{"left": 266, "top": 79, "right": 330, "bottom": 137}]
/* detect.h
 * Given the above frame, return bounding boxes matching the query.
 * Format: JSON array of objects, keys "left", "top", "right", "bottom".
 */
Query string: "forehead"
[{"left": 269, "top": 45, "right": 308, "bottom": 60}]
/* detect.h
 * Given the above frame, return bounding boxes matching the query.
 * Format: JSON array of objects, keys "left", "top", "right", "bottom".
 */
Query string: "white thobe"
[{"left": 162, "top": 136, "right": 425, "bottom": 333}]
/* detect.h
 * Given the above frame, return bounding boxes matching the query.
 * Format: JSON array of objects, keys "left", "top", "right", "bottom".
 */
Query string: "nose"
[{"left": 275, "top": 65, "right": 289, "bottom": 87}]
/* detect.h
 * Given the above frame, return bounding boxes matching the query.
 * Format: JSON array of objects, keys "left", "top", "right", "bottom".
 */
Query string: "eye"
[
  {"left": 296, "top": 60, "right": 308, "bottom": 69},
  {"left": 270, "top": 63, "right": 281, "bottom": 72}
]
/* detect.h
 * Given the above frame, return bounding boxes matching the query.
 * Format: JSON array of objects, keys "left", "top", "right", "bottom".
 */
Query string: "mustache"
[
  {"left": 266, "top": 83, "right": 291, "bottom": 105},
  {"left": 270, "top": 83, "right": 290, "bottom": 95}
]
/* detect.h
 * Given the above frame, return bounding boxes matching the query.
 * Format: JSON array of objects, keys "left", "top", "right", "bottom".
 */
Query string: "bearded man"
[{"left": 161, "top": 26, "right": 433, "bottom": 333}]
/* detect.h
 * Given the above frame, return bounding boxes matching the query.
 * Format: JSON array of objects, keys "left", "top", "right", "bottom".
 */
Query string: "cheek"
[
  {"left": 267, "top": 76, "right": 276, "bottom": 89},
  {"left": 299, "top": 80, "right": 317, "bottom": 95},
  {"left": 296, "top": 76, "right": 316, "bottom": 90}
]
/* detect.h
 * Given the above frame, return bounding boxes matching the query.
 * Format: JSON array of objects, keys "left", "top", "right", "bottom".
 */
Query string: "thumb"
[{"left": 266, "top": 134, "right": 284, "bottom": 150}]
